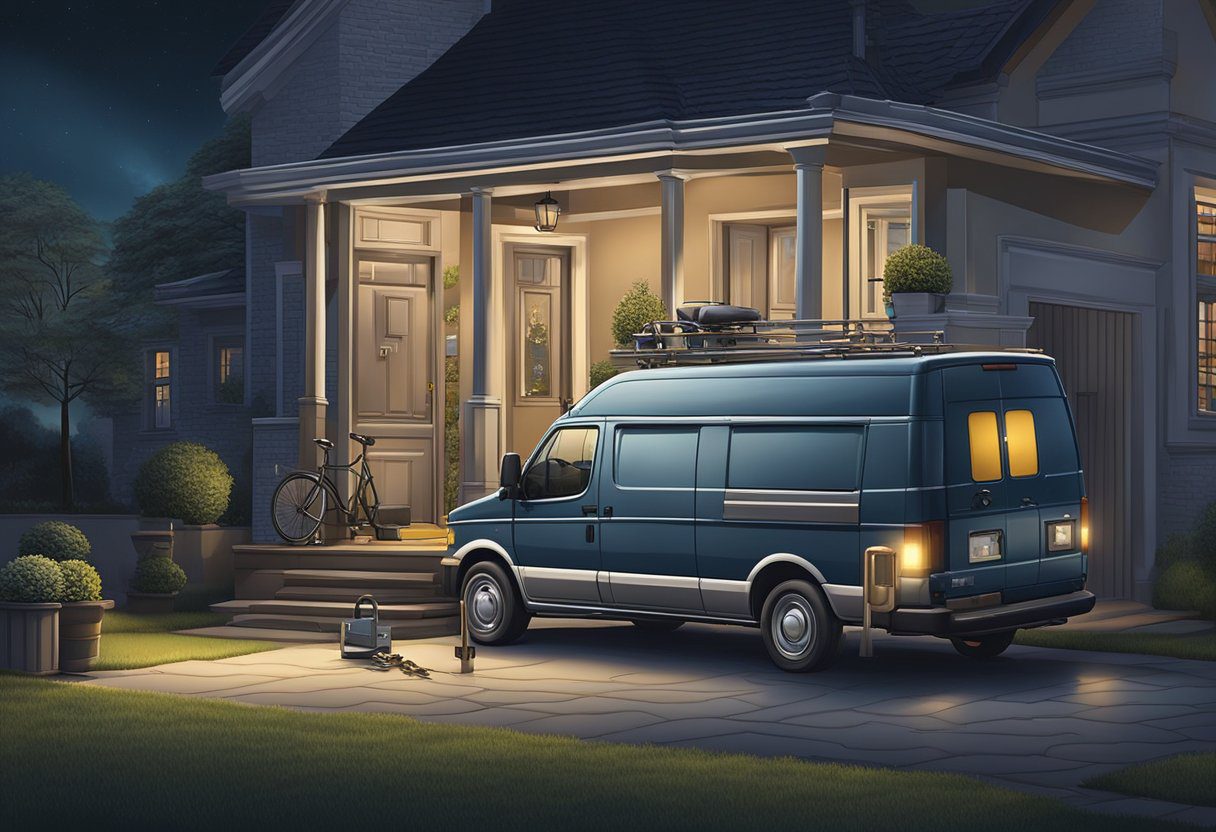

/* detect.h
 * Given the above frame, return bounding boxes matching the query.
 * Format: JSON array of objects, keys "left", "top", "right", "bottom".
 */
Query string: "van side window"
[
  {"left": 522, "top": 427, "right": 598, "bottom": 500},
  {"left": 615, "top": 427, "right": 698, "bottom": 488},
  {"left": 728, "top": 426, "right": 863, "bottom": 491},
  {"left": 1005, "top": 409, "right": 1039, "bottom": 478},
  {"left": 967, "top": 411, "right": 1002, "bottom": 482}
]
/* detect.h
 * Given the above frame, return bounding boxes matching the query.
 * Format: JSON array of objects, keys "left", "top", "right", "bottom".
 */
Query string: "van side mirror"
[{"left": 498, "top": 453, "right": 522, "bottom": 500}]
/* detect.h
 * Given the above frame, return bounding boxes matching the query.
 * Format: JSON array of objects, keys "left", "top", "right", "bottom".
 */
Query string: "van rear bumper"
[{"left": 880, "top": 590, "right": 1096, "bottom": 637}]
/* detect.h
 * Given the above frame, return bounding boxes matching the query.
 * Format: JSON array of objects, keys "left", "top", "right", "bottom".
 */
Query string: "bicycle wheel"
[{"left": 272, "top": 473, "right": 327, "bottom": 543}]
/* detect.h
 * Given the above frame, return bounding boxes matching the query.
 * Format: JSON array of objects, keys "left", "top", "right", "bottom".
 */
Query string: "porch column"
[
  {"left": 657, "top": 171, "right": 687, "bottom": 316},
  {"left": 298, "top": 197, "right": 328, "bottom": 470},
  {"left": 461, "top": 187, "right": 501, "bottom": 504},
  {"left": 789, "top": 145, "right": 826, "bottom": 320}
]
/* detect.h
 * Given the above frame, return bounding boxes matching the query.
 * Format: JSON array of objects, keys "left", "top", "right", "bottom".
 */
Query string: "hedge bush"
[
  {"left": 135, "top": 442, "right": 233, "bottom": 525},
  {"left": 0, "top": 555, "right": 64, "bottom": 603},
  {"left": 131, "top": 557, "right": 187, "bottom": 595},
  {"left": 590, "top": 360, "right": 618, "bottom": 389},
  {"left": 882, "top": 244, "right": 952, "bottom": 298},
  {"left": 59, "top": 559, "right": 102, "bottom": 603},
  {"left": 611, "top": 281, "right": 667, "bottom": 347},
  {"left": 18, "top": 520, "right": 91, "bottom": 562},
  {"left": 1153, "top": 561, "right": 1215, "bottom": 619}
]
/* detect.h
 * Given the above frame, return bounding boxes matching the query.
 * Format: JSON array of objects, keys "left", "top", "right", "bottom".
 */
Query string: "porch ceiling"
[{"left": 204, "top": 94, "right": 1158, "bottom": 206}]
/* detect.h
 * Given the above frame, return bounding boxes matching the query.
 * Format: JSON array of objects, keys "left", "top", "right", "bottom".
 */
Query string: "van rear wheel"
[
  {"left": 760, "top": 580, "right": 842, "bottom": 672},
  {"left": 461, "top": 561, "right": 530, "bottom": 646},
  {"left": 950, "top": 631, "right": 1015, "bottom": 659}
]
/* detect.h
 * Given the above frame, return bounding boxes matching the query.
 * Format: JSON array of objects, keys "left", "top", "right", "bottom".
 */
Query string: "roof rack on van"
[{"left": 609, "top": 303, "right": 1039, "bottom": 370}]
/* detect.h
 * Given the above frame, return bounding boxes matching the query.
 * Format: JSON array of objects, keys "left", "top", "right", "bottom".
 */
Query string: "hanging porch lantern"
[{"left": 533, "top": 191, "right": 561, "bottom": 232}]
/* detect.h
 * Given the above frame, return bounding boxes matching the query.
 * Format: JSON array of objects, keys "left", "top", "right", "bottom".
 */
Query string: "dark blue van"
[{"left": 442, "top": 352, "right": 1095, "bottom": 672}]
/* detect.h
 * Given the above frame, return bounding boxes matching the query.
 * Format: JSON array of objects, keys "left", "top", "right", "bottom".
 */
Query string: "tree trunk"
[{"left": 60, "top": 398, "right": 74, "bottom": 510}]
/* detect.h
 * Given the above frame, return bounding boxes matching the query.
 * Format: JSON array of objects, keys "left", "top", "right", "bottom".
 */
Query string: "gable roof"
[
  {"left": 213, "top": 0, "right": 298, "bottom": 77},
  {"left": 321, "top": 0, "right": 1055, "bottom": 160}
]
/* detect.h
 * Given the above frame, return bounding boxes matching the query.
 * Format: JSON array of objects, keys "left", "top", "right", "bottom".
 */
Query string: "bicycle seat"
[
  {"left": 349, "top": 432, "right": 376, "bottom": 447},
  {"left": 314, "top": 438, "right": 335, "bottom": 450}
]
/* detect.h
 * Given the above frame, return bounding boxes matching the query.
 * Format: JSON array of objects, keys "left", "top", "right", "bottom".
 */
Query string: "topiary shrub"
[
  {"left": 1153, "top": 561, "right": 1216, "bottom": 619},
  {"left": 131, "top": 557, "right": 187, "bottom": 595},
  {"left": 590, "top": 360, "right": 618, "bottom": 389},
  {"left": 882, "top": 244, "right": 952, "bottom": 299},
  {"left": 0, "top": 555, "right": 64, "bottom": 603},
  {"left": 18, "top": 520, "right": 92, "bottom": 562},
  {"left": 135, "top": 442, "right": 233, "bottom": 525},
  {"left": 611, "top": 281, "right": 667, "bottom": 346},
  {"left": 59, "top": 559, "right": 102, "bottom": 603}
]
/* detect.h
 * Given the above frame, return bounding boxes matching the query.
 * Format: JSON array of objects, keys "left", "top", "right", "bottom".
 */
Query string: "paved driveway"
[{"left": 83, "top": 620, "right": 1216, "bottom": 823}]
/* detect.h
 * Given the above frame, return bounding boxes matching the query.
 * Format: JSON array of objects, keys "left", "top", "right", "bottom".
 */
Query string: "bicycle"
[{"left": 271, "top": 433, "right": 389, "bottom": 544}]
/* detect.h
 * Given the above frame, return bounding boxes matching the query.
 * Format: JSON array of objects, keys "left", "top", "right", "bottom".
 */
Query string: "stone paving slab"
[{"left": 79, "top": 619, "right": 1216, "bottom": 823}]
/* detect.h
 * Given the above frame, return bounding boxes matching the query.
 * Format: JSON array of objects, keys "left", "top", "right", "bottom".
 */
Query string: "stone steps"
[
  {"left": 280, "top": 568, "right": 439, "bottom": 589},
  {"left": 274, "top": 585, "right": 437, "bottom": 604},
  {"left": 217, "top": 598, "right": 457, "bottom": 619},
  {"left": 226, "top": 613, "right": 458, "bottom": 638}
]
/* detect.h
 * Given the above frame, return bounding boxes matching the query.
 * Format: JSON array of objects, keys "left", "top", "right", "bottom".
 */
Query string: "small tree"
[
  {"left": 0, "top": 175, "right": 136, "bottom": 509},
  {"left": 611, "top": 281, "right": 667, "bottom": 346},
  {"left": 882, "top": 244, "right": 952, "bottom": 301}
]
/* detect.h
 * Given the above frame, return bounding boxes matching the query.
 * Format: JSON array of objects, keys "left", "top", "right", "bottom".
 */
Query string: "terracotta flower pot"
[
  {"left": 59, "top": 600, "right": 115, "bottom": 673},
  {"left": 125, "top": 591, "right": 177, "bottom": 614},
  {"left": 131, "top": 529, "right": 174, "bottom": 560},
  {"left": 0, "top": 601, "right": 61, "bottom": 675}
]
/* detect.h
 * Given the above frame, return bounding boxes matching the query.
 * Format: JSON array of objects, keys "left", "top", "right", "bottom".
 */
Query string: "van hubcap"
[
  {"left": 772, "top": 593, "right": 816, "bottom": 659},
  {"left": 466, "top": 576, "right": 504, "bottom": 633}
]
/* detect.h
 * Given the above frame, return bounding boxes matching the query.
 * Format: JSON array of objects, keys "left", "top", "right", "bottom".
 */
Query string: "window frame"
[
  {"left": 966, "top": 410, "right": 1003, "bottom": 483},
  {"left": 147, "top": 348, "right": 173, "bottom": 431},
  {"left": 520, "top": 424, "right": 600, "bottom": 503},
  {"left": 1197, "top": 198, "right": 1216, "bottom": 416},
  {"left": 1004, "top": 409, "right": 1040, "bottom": 479},
  {"left": 848, "top": 186, "right": 915, "bottom": 321},
  {"left": 211, "top": 334, "right": 246, "bottom": 406}
]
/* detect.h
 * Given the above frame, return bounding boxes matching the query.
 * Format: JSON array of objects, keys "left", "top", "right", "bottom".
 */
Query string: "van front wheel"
[
  {"left": 760, "top": 580, "right": 842, "bottom": 672},
  {"left": 461, "top": 561, "right": 530, "bottom": 645},
  {"left": 950, "top": 631, "right": 1015, "bottom": 659}
]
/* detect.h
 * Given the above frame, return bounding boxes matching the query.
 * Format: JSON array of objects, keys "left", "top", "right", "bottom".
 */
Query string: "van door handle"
[
  {"left": 1021, "top": 497, "right": 1038, "bottom": 507},
  {"left": 581, "top": 504, "right": 598, "bottom": 516},
  {"left": 603, "top": 506, "right": 614, "bottom": 519},
  {"left": 585, "top": 524, "right": 595, "bottom": 543}
]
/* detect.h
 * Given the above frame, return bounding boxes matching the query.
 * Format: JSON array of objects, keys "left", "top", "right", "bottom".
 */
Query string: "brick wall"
[
  {"left": 111, "top": 305, "right": 254, "bottom": 520},
  {"left": 1158, "top": 449, "right": 1216, "bottom": 542},
  {"left": 251, "top": 419, "right": 300, "bottom": 543},
  {"left": 250, "top": 0, "right": 485, "bottom": 166}
]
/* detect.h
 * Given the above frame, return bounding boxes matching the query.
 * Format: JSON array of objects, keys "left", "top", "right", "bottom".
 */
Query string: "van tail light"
[
  {"left": 1080, "top": 497, "right": 1090, "bottom": 554},
  {"left": 901, "top": 521, "right": 945, "bottom": 578}
]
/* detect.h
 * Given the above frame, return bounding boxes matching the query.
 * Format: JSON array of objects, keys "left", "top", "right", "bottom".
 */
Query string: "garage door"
[{"left": 1027, "top": 302, "right": 1134, "bottom": 598}]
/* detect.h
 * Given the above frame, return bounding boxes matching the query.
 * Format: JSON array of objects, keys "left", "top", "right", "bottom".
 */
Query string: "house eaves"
[
  {"left": 218, "top": 0, "right": 346, "bottom": 115},
  {"left": 204, "top": 94, "right": 1158, "bottom": 205}
]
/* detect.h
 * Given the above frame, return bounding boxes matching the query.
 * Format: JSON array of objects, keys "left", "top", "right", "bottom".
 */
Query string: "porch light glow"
[{"left": 533, "top": 191, "right": 561, "bottom": 232}]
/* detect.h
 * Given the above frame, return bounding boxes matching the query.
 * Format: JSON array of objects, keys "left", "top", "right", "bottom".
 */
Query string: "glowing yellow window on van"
[
  {"left": 967, "top": 411, "right": 1002, "bottom": 482},
  {"left": 1005, "top": 409, "right": 1039, "bottom": 477}
]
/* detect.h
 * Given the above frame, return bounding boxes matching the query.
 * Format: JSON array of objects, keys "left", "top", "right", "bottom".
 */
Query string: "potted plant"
[
  {"left": 57, "top": 559, "right": 113, "bottom": 672},
  {"left": 0, "top": 555, "right": 64, "bottom": 674},
  {"left": 611, "top": 281, "right": 667, "bottom": 347},
  {"left": 132, "top": 442, "right": 234, "bottom": 561},
  {"left": 127, "top": 556, "right": 187, "bottom": 614},
  {"left": 882, "top": 244, "right": 952, "bottom": 318}
]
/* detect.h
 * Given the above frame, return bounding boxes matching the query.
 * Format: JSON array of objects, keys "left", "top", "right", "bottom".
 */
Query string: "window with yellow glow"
[
  {"left": 967, "top": 411, "right": 1002, "bottom": 482},
  {"left": 1005, "top": 409, "right": 1039, "bottom": 477}
]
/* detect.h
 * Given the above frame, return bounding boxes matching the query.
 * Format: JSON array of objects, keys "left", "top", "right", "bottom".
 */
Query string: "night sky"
[{"left": 1, "top": 1, "right": 264, "bottom": 222}]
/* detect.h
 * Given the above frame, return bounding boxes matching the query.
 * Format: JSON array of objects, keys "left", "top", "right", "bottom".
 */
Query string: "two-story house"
[{"left": 202, "top": 0, "right": 1216, "bottom": 603}]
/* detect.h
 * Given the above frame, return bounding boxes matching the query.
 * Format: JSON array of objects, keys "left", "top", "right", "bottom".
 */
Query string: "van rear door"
[{"left": 944, "top": 400, "right": 1008, "bottom": 598}]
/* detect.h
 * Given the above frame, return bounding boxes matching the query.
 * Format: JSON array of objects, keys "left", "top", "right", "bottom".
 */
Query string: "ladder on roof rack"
[{"left": 608, "top": 308, "right": 1040, "bottom": 370}]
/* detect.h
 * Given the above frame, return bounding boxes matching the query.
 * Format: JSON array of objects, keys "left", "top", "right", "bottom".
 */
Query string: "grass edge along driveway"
[
  {"left": 90, "top": 610, "right": 281, "bottom": 671},
  {"left": 0, "top": 675, "right": 1198, "bottom": 832},
  {"left": 1014, "top": 629, "right": 1216, "bottom": 662},
  {"left": 1083, "top": 753, "right": 1216, "bottom": 808}
]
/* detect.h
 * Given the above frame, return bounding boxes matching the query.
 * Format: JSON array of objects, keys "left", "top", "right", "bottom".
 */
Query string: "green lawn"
[
  {"left": 90, "top": 610, "right": 281, "bottom": 670},
  {"left": 1083, "top": 753, "right": 1216, "bottom": 807},
  {"left": 1014, "top": 630, "right": 1216, "bottom": 661},
  {"left": 0, "top": 675, "right": 1195, "bottom": 832}
]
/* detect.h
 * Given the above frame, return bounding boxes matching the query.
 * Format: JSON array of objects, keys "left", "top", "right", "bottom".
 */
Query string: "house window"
[
  {"left": 513, "top": 250, "right": 566, "bottom": 403},
  {"left": 215, "top": 339, "right": 245, "bottom": 404},
  {"left": 1198, "top": 199, "right": 1216, "bottom": 414},
  {"left": 150, "top": 350, "right": 171, "bottom": 429}
]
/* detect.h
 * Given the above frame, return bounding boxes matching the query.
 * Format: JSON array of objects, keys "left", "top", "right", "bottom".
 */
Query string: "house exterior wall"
[{"left": 110, "top": 305, "right": 253, "bottom": 518}]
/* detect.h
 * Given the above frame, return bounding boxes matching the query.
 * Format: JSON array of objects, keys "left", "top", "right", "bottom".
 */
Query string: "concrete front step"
[
  {"left": 245, "top": 599, "right": 457, "bottom": 620},
  {"left": 227, "top": 613, "right": 458, "bottom": 639},
  {"left": 281, "top": 569, "right": 438, "bottom": 589},
  {"left": 275, "top": 585, "right": 439, "bottom": 604}
]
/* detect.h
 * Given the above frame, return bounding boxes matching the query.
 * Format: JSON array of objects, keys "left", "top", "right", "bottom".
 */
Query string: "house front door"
[
  {"left": 507, "top": 246, "right": 571, "bottom": 459},
  {"left": 354, "top": 256, "right": 437, "bottom": 523}
]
